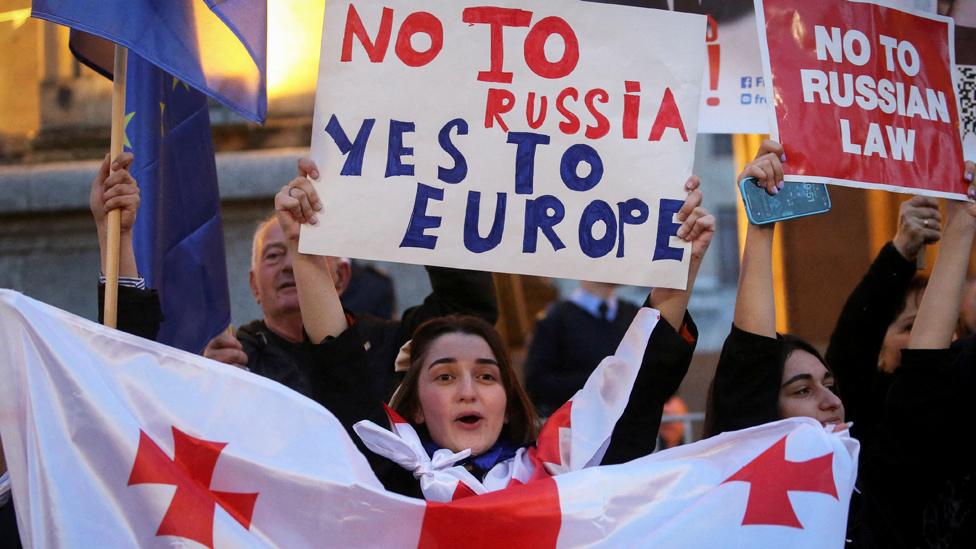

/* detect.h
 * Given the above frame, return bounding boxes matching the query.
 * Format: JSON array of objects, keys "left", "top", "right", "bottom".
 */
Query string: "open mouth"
[{"left": 455, "top": 414, "right": 483, "bottom": 425}]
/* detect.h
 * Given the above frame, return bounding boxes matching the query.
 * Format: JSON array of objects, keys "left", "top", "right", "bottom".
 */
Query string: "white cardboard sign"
[{"left": 303, "top": 0, "right": 705, "bottom": 288}]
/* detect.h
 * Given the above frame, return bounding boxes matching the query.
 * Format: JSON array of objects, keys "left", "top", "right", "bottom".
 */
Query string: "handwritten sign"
[
  {"left": 756, "top": 0, "right": 966, "bottom": 198},
  {"left": 302, "top": 0, "right": 706, "bottom": 288}
]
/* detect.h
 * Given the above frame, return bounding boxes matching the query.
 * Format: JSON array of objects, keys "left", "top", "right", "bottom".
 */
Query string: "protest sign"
[
  {"left": 755, "top": 0, "right": 966, "bottom": 199},
  {"left": 587, "top": 1, "right": 931, "bottom": 134},
  {"left": 303, "top": 0, "right": 706, "bottom": 288}
]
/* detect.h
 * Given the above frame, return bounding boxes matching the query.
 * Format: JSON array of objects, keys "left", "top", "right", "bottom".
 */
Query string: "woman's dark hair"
[
  {"left": 704, "top": 332, "right": 832, "bottom": 437},
  {"left": 389, "top": 315, "right": 540, "bottom": 446},
  {"left": 779, "top": 334, "right": 827, "bottom": 373},
  {"left": 894, "top": 275, "right": 929, "bottom": 319}
]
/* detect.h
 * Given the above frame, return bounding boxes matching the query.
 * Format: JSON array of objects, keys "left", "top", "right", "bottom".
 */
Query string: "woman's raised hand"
[
  {"left": 675, "top": 175, "right": 715, "bottom": 261},
  {"left": 274, "top": 158, "right": 322, "bottom": 243},
  {"left": 738, "top": 139, "right": 785, "bottom": 196}
]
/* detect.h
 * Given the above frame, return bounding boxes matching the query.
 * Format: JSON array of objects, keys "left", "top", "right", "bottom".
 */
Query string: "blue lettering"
[
  {"left": 579, "top": 200, "right": 616, "bottom": 258},
  {"left": 438, "top": 118, "right": 469, "bottom": 184},
  {"left": 652, "top": 198, "right": 684, "bottom": 261},
  {"left": 506, "top": 132, "right": 551, "bottom": 194},
  {"left": 523, "top": 195, "right": 566, "bottom": 253},
  {"left": 399, "top": 183, "right": 443, "bottom": 249},
  {"left": 324, "top": 114, "right": 375, "bottom": 176},
  {"left": 616, "top": 198, "right": 649, "bottom": 258},
  {"left": 560, "top": 144, "right": 603, "bottom": 192},
  {"left": 386, "top": 120, "right": 416, "bottom": 177},
  {"left": 463, "top": 191, "right": 506, "bottom": 253}
]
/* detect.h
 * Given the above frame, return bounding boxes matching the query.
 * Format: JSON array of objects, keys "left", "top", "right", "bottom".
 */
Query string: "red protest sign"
[{"left": 756, "top": 0, "right": 966, "bottom": 198}]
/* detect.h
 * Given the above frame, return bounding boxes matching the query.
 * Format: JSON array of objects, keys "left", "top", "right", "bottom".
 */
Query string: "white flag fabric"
[{"left": 0, "top": 290, "right": 859, "bottom": 548}]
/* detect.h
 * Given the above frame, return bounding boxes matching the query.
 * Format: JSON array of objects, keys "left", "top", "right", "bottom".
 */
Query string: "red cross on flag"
[{"left": 0, "top": 291, "right": 858, "bottom": 547}]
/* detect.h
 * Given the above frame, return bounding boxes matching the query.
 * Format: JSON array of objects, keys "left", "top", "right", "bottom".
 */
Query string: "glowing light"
[
  {"left": 191, "top": 2, "right": 261, "bottom": 101},
  {"left": 267, "top": 1, "right": 325, "bottom": 99},
  {"left": 0, "top": 8, "right": 30, "bottom": 29}
]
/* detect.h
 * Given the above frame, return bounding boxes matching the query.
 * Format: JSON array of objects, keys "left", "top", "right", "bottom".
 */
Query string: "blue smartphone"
[{"left": 738, "top": 178, "right": 832, "bottom": 225}]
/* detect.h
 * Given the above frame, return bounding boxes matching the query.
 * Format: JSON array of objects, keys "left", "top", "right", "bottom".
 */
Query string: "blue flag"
[
  {"left": 30, "top": 2, "right": 267, "bottom": 352},
  {"left": 124, "top": 54, "right": 231, "bottom": 353},
  {"left": 32, "top": 0, "right": 267, "bottom": 123}
]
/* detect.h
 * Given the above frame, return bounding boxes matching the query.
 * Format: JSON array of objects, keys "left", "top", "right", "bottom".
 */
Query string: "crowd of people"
[{"left": 1, "top": 141, "right": 974, "bottom": 547}]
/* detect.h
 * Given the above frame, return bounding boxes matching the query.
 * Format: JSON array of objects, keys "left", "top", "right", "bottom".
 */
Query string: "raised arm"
[
  {"left": 91, "top": 153, "right": 140, "bottom": 279},
  {"left": 601, "top": 176, "right": 714, "bottom": 464},
  {"left": 908, "top": 162, "right": 976, "bottom": 349},
  {"left": 824, "top": 195, "right": 938, "bottom": 441},
  {"left": 732, "top": 140, "right": 784, "bottom": 338},
  {"left": 275, "top": 159, "right": 348, "bottom": 344},
  {"left": 90, "top": 153, "right": 163, "bottom": 340},
  {"left": 648, "top": 175, "right": 714, "bottom": 327}
]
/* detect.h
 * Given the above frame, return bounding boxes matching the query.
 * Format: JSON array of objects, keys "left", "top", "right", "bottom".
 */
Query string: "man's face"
[{"left": 250, "top": 220, "right": 299, "bottom": 320}]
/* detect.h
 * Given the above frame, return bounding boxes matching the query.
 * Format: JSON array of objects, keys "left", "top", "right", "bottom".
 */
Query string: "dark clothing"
[
  {"left": 238, "top": 266, "right": 497, "bottom": 407},
  {"left": 342, "top": 261, "right": 396, "bottom": 319},
  {"left": 97, "top": 283, "right": 164, "bottom": 341},
  {"left": 705, "top": 325, "right": 936, "bottom": 548},
  {"left": 308, "top": 308, "right": 698, "bottom": 497},
  {"left": 825, "top": 242, "right": 916, "bottom": 447},
  {"left": 888, "top": 340, "right": 976, "bottom": 549},
  {"left": 525, "top": 300, "right": 642, "bottom": 416},
  {"left": 704, "top": 325, "right": 782, "bottom": 438},
  {"left": 0, "top": 498, "right": 18, "bottom": 549}
]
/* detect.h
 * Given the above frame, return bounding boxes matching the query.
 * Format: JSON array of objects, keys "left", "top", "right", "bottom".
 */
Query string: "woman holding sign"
[
  {"left": 704, "top": 139, "right": 976, "bottom": 548},
  {"left": 273, "top": 163, "right": 715, "bottom": 501}
]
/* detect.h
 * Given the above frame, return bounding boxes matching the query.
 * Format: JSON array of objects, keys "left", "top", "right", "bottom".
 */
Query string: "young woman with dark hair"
[
  {"left": 275, "top": 172, "right": 715, "bottom": 501},
  {"left": 704, "top": 139, "right": 976, "bottom": 548}
]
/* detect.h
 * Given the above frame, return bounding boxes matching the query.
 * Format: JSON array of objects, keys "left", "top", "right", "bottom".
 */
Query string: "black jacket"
[
  {"left": 824, "top": 242, "right": 916, "bottom": 447},
  {"left": 238, "top": 266, "right": 497, "bottom": 407},
  {"left": 525, "top": 299, "right": 643, "bottom": 417}
]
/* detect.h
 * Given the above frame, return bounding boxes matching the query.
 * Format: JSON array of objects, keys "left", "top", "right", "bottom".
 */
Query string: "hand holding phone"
[{"left": 738, "top": 178, "right": 832, "bottom": 225}]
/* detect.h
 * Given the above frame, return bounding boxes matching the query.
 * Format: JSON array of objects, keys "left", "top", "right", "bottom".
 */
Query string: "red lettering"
[
  {"left": 485, "top": 88, "right": 516, "bottom": 132},
  {"left": 523, "top": 16, "right": 579, "bottom": 79},
  {"left": 649, "top": 87, "right": 688, "bottom": 142},
  {"left": 340, "top": 4, "right": 393, "bottom": 63},
  {"left": 623, "top": 81, "right": 641, "bottom": 139},
  {"left": 526, "top": 92, "right": 547, "bottom": 129},
  {"left": 462, "top": 7, "right": 533, "bottom": 83},
  {"left": 395, "top": 12, "right": 443, "bottom": 67},
  {"left": 584, "top": 88, "right": 610, "bottom": 139},
  {"left": 556, "top": 88, "right": 580, "bottom": 135}
]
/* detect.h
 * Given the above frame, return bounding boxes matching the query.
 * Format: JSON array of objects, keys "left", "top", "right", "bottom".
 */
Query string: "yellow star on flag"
[
  {"left": 123, "top": 111, "right": 136, "bottom": 149},
  {"left": 172, "top": 77, "right": 191, "bottom": 92}
]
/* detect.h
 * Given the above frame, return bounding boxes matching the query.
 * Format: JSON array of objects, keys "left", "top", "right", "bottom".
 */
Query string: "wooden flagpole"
[{"left": 103, "top": 45, "right": 128, "bottom": 329}]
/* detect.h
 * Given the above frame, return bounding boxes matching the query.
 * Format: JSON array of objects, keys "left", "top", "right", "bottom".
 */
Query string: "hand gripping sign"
[
  {"left": 302, "top": 0, "right": 706, "bottom": 289},
  {"left": 755, "top": 0, "right": 967, "bottom": 199}
]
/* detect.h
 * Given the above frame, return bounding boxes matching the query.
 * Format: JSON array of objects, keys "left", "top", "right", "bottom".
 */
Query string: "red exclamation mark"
[{"left": 706, "top": 15, "right": 720, "bottom": 106}]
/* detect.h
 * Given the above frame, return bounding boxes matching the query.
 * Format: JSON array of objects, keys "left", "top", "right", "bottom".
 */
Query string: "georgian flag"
[{"left": 0, "top": 290, "right": 858, "bottom": 548}]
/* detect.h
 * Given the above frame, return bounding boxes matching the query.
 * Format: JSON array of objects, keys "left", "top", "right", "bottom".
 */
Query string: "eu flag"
[
  {"left": 32, "top": 0, "right": 267, "bottom": 123},
  {"left": 124, "top": 54, "right": 231, "bottom": 353},
  {"left": 31, "top": 2, "right": 268, "bottom": 352}
]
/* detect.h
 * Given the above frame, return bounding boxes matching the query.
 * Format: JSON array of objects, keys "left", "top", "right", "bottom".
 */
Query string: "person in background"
[
  {"left": 202, "top": 158, "right": 499, "bottom": 406},
  {"left": 657, "top": 394, "right": 689, "bottom": 450},
  {"left": 342, "top": 260, "right": 397, "bottom": 320},
  {"left": 524, "top": 281, "right": 642, "bottom": 417},
  {"left": 825, "top": 194, "right": 940, "bottom": 447}
]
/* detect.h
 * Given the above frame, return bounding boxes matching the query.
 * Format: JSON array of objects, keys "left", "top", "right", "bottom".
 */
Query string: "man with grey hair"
[{"left": 203, "top": 158, "right": 498, "bottom": 407}]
